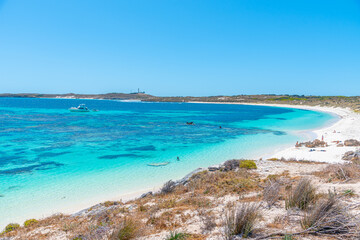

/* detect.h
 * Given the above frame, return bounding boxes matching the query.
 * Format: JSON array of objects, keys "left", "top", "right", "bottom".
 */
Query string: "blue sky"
[{"left": 0, "top": 0, "right": 359, "bottom": 96}]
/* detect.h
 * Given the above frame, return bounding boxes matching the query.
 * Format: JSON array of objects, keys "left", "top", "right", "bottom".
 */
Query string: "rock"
[
  {"left": 140, "top": 191, "right": 153, "bottom": 198},
  {"left": 344, "top": 139, "right": 360, "bottom": 146},
  {"left": 342, "top": 150, "right": 360, "bottom": 162},
  {"left": 127, "top": 204, "right": 137, "bottom": 211},
  {"left": 208, "top": 166, "right": 220, "bottom": 172},
  {"left": 175, "top": 167, "right": 204, "bottom": 186},
  {"left": 342, "top": 151, "right": 355, "bottom": 160},
  {"left": 297, "top": 139, "right": 327, "bottom": 148}
]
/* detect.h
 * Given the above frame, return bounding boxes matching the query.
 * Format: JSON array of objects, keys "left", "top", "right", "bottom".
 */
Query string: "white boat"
[{"left": 69, "top": 104, "right": 90, "bottom": 112}]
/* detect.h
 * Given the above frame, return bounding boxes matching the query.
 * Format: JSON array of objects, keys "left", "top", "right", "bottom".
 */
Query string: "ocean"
[{"left": 0, "top": 98, "right": 336, "bottom": 227}]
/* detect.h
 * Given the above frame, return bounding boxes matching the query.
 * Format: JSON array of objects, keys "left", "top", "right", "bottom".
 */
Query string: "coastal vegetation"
[
  {"left": 2, "top": 223, "right": 20, "bottom": 234},
  {"left": 285, "top": 178, "right": 316, "bottom": 210},
  {"left": 239, "top": 160, "right": 257, "bottom": 169},
  {"left": 1, "top": 93, "right": 360, "bottom": 111},
  {"left": 23, "top": 219, "right": 38, "bottom": 228},
  {"left": 224, "top": 203, "right": 261, "bottom": 239}
]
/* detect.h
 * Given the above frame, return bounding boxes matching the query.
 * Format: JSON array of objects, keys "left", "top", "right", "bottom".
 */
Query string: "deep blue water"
[{"left": 0, "top": 98, "right": 335, "bottom": 227}]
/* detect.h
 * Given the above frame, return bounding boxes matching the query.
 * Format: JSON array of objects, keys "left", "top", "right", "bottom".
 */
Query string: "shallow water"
[{"left": 0, "top": 98, "right": 336, "bottom": 227}]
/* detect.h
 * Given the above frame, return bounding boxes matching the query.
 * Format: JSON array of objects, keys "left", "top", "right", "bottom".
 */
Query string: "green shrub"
[
  {"left": 24, "top": 219, "right": 38, "bottom": 227},
  {"left": 3, "top": 223, "right": 20, "bottom": 233},
  {"left": 165, "top": 231, "right": 188, "bottom": 240},
  {"left": 239, "top": 160, "right": 257, "bottom": 169},
  {"left": 283, "top": 235, "right": 294, "bottom": 240}
]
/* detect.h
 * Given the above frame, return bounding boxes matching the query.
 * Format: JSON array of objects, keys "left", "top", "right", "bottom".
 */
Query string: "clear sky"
[{"left": 0, "top": 0, "right": 359, "bottom": 96}]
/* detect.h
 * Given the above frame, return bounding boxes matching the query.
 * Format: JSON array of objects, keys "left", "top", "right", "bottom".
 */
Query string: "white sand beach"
[{"left": 248, "top": 104, "right": 360, "bottom": 163}]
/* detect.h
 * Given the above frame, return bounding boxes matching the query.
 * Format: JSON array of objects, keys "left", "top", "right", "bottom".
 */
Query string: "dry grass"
[
  {"left": 314, "top": 164, "right": 360, "bottom": 182},
  {"left": 110, "top": 218, "right": 141, "bottom": 240},
  {"left": 161, "top": 180, "right": 177, "bottom": 194},
  {"left": 223, "top": 203, "right": 261, "bottom": 239},
  {"left": 263, "top": 180, "right": 281, "bottom": 208},
  {"left": 285, "top": 178, "right": 316, "bottom": 210},
  {"left": 197, "top": 209, "right": 217, "bottom": 233},
  {"left": 300, "top": 191, "right": 360, "bottom": 238},
  {"left": 188, "top": 169, "right": 260, "bottom": 197}
]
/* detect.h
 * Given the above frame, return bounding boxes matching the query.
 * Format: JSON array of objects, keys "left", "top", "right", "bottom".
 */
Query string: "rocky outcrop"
[
  {"left": 344, "top": 139, "right": 360, "bottom": 146},
  {"left": 342, "top": 150, "right": 360, "bottom": 162},
  {"left": 296, "top": 139, "right": 327, "bottom": 148}
]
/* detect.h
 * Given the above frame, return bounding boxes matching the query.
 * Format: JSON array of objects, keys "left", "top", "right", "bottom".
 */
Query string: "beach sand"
[{"left": 254, "top": 104, "right": 360, "bottom": 163}]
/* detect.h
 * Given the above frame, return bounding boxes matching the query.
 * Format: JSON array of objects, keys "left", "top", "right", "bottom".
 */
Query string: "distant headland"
[{"left": 1, "top": 93, "right": 359, "bottom": 110}]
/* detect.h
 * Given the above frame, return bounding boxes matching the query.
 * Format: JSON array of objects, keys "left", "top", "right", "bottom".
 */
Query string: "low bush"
[
  {"left": 24, "top": 218, "right": 38, "bottom": 227},
  {"left": 239, "top": 160, "right": 257, "bottom": 169},
  {"left": 3, "top": 223, "right": 20, "bottom": 233},
  {"left": 224, "top": 203, "right": 261, "bottom": 239},
  {"left": 223, "top": 159, "right": 240, "bottom": 171},
  {"left": 286, "top": 178, "right": 316, "bottom": 210}
]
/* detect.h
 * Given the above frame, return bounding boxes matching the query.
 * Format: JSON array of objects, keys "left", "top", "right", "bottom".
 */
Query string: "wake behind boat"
[{"left": 69, "top": 104, "right": 90, "bottom": 112}]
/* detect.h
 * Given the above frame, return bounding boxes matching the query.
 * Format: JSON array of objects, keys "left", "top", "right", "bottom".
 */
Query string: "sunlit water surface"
[{"left": 0, "top": 98, "right": 336, "bottom": 227}]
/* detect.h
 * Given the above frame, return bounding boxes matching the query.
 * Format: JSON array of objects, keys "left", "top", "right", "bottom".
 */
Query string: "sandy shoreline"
[
  {"left": 4, "top": 102, "right": 359, "bottom": 229},
  {"left": 190, "top": 101, "right": 360, "bottom": 163},
  {"left": 247, "top": 103, "right": 359, "bottom": 163}
]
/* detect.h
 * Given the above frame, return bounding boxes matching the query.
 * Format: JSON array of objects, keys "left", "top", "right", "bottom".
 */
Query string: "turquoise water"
[{"left": 0, "top": 98, "right": 336, "bottom": 227}]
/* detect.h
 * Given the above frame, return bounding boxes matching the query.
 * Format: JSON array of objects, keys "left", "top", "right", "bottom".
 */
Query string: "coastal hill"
[
  {"left": 1, "top": 93, "right": 359, "bottom": 110},
  {"left": 0, "top": 92, "right": 152, "bottom": 100},
  {"left": 0, "top": 92, "right": 360, "bottom": 111},
  {"left": 145, "top": 95, "right": 360, "bottom": 110}
]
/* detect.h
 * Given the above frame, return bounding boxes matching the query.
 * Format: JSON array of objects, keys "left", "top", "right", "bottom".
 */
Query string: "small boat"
[
  {"left": 69, "top": 104, "right": 90, "bottom": 112},
  {"left": 147, "top": 162, "right": 170, "bottom": 167}
]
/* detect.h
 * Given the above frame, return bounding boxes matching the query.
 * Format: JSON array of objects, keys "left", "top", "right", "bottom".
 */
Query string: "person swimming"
[{"left": 177, "top": 156, "right": 180, "bottom": 161}]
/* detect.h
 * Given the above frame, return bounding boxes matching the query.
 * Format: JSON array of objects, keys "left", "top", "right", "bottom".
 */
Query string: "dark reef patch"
[
  {"left": 98, "top": 154, "right": 146, "bottom": 159},
  {"left": 6, "top": 185, "right": 21, "bottom": 191},
  {"left": 126, "top": 145, "right": 156, "bottom": 151},
  {"left": 37, "top": 151, "right": 71, "bottom": 158},
  {"left": 0, "top": 161, "right": 64, "bottom": 175},
  {"left": 273, "top": 131, "right": 286, "bottom": 136}
]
